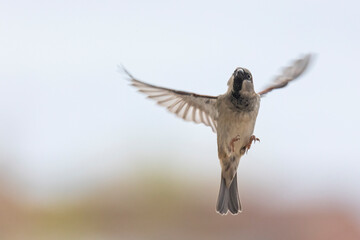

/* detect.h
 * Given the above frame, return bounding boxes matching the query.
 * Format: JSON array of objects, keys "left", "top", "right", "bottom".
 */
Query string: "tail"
[{"left": 216, "top": 173, "right": 241, "bottom": 215}]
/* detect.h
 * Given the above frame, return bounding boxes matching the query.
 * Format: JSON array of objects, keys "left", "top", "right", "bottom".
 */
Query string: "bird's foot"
[
  {"left": 245, "top": 135, "right": 260, "bottom": 153},
  {"left": 229, "top": 135, "right": 241, "bottom": 153}
]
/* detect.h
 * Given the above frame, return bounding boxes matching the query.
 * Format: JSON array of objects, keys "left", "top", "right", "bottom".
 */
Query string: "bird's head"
[{"left": 227, "top": 67, "right": 254, "bottom": 97}]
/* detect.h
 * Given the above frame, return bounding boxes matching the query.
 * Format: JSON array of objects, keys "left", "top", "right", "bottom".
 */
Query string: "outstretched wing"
[
  {"left": 257, "top": 54, "right": 312, "bottom": 96},
  {"left": 122, "top": 66, "right": 218, "bottom": 132}
]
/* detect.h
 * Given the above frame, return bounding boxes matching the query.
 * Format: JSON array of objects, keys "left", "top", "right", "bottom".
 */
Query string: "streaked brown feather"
[
  {"left": 121, "top": 66, "right": 219, "bottom": 132},
  {"left": 257, "top": 54, "right": 312, "bottom": 96}
]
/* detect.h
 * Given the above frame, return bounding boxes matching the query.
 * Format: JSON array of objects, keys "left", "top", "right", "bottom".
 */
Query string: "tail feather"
[
  {"left": 216, "top": 176, "right": 229, "bottom": 214},
  {"left": 228, "top": 174, "right": 240, "bottom": 214},
  {"left": 216, "top": 173, "right": 241, "bottom": 215}
]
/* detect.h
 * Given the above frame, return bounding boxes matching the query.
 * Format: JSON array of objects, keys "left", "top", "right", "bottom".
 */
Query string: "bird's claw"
[
  {"left": 245, "top": 135, "right": 260, "bottom": 153},
  {"left": 229, "top": 135, "right": 241, "bottom": 153}
]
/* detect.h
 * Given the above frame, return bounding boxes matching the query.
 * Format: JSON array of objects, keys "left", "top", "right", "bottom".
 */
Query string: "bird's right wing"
[{"left": 122, "top": 66, "right": 218, "bottom": 132}]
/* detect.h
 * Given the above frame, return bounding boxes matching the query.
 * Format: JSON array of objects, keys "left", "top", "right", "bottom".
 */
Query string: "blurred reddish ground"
[{"left": 0, "top": 176, "right": 359, "bottom": 240}]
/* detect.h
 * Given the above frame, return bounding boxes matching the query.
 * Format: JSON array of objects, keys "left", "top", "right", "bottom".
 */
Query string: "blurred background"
[{"left": 1, "top": 0, "right": 360, "bottom": 239}]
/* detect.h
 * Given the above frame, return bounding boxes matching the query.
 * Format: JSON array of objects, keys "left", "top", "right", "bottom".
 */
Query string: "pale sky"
[{"left": 0, "top": 0, "right": 359, "bottom": 209}]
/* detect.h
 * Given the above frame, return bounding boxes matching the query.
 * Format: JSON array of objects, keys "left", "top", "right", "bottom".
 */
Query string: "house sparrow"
[{"left": 122, "top": 54, "right": 312, "bottom": 215}]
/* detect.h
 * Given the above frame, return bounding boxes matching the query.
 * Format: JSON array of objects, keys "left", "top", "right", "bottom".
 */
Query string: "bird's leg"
[
  {"left": 229, "top": 135, "right": 241, "bottom": 153},
  {"left": 245, "top": 135, "right": 260, "bottom": 153}
]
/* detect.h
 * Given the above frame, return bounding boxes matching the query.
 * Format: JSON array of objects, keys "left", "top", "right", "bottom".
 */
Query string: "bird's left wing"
[
  {"left": 122, "top": 67, "right": 218, "bottom": 132},
  {"left": 257, "top": 54, "right": 312, "bottom": 96}
]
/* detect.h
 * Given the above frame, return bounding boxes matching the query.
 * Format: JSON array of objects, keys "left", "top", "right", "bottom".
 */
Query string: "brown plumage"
[{"left": 123, "top": 54, "right": 312, "bottom": 215}]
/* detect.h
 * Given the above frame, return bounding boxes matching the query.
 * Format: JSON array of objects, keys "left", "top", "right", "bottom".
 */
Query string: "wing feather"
[
  {"left": 258, "top": 54, "right": 312, "bottom": 96},
  {"left": 122, "top": 66, "right": 218, "bottom": 132}
]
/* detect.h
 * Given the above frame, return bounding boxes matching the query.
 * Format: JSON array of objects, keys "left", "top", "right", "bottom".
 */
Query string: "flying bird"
[{"left": 122, "top": 54, "right": 312, "bottom": 215}]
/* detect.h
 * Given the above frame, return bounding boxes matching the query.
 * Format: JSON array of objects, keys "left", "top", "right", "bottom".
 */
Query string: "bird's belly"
[{"left": 217, "top": 111, "right": 258, "bottom": 156}]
